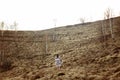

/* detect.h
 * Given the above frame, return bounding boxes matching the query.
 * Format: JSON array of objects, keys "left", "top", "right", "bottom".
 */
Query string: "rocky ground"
[{"left": 0, "top": 16, "right": 120, "bottom": 80}]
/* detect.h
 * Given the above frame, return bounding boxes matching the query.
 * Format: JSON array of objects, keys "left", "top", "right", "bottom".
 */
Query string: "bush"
[{"left": 0, "top": 60, "right": 13, "bottom": 72}]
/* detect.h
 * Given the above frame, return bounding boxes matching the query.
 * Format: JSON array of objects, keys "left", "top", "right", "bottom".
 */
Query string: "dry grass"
[{"left": 0, "top": 16, "right": 120, "bottom": 80}]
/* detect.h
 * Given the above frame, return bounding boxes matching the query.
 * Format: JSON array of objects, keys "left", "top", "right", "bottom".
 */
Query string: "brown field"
[{"left": 0, "top": 16, "right": 120, "bottom": 80}]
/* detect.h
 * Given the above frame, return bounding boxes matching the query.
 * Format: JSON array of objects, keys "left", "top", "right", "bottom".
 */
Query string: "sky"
[{"left": 0, "top": 0, "right": 120, "bottom": 31}]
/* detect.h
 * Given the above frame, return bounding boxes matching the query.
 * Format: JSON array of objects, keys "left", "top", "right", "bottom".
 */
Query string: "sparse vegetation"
[
  {"left": 0, "top": 16, "right": 120, "bottom": 79},
  {"left": 0, "top": 21, "right": 18, "bottom": 72},
  {"left": 104, "top": 8, "right": 114, "bottom": 39},
  {"left": 0, "top": 59, "right": 13, "bottom": 72}
]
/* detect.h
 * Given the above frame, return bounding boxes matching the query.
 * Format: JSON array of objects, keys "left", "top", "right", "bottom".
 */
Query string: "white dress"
[{"left": 55, "top": 58, "right": 61, "bottom": 67}]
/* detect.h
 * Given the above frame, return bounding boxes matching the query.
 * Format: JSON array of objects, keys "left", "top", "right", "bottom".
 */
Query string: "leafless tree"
[
  {"left": 12, "top": 21, "right": 18, "bottom": 56},
  {"left": 0, "top": 21, "right": 18, "bottom": 71},
  {"left": 80, "top": 18, "right": 85, "bottom": 24},
  {"left": 0, "top": 21, "right": 5, "bottom": 65},
  {"left": 45, "top": 33, "right": 48, "bottom": 54},
  {"left": 104, "top": 8, "right": 114, "bottom": 39},
  {"left": 100, "top": 18, "right": 108, "bottom": 48},
  {"left": 40, "top": 32, "right": 49, "bottom": 64},
  {"left": 101, "top": 20, "right": 105, "bottom": 41},
  {"left": 0, "top": 22, "right": 5, "bottom": 36},
  {"left": 52, "top": 19, "right": 57, "bottom": 42},
  {"left": 13, "top": 21, "right": 18, "bottom": 41}
]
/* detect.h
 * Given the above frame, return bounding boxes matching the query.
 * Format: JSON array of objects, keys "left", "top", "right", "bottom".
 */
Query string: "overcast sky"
[{"left": 0, "top": 0, "right": 120, "bottom": 30}]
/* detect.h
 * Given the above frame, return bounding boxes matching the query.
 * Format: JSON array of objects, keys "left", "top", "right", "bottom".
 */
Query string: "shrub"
[{"left": 0, "top": 60, "right": 13, "bottom": 72}]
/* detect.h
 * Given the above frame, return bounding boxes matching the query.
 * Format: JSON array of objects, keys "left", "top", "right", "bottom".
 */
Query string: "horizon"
[{"left": 0, "top": 0, "right": 120, "bottom": 30}]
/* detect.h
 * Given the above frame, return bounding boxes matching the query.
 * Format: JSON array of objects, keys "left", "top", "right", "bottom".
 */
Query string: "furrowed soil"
[{"left": 0, "top": 16, "right": 120, "bottom": 80}]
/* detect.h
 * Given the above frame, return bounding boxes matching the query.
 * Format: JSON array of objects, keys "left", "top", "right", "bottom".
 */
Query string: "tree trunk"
[{"left": 109, "top": 18, "right": 114, "bottom": 39}]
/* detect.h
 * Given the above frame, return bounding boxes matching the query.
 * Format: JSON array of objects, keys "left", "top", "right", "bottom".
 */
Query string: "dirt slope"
[{"left": 0, "top": 16, "right": 120, "bottom": 80}]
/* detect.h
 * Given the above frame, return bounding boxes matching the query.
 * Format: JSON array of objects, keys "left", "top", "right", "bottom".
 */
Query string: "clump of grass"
[{"left": 0, "top": 60, "right": 13, "bottom": 72}]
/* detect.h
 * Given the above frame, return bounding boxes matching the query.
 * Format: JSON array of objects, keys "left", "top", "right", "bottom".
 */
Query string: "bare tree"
[
  {"left": 101, "top": 20, "right": 105, "bottom": 42},
  {"left": 13, "top": 21, "right": 18, "bottom": 41},
  {"left": 0, "top": 22, "right": 5, "bottom": 36},
  {"left": 13, "top": 21, "right": 18, "bottom": 56},
  {"left": 0, "top": 21, "right": 5, "bottom": 64},
  {"left": 40, "top": 32, "right": 49, "bottom": 64},
  {"left": 13, "top": 21, "right": 18, "bottom": 31},
  {"left": 101, "top": 18, "right": 108, "bottom": 48},
  {"left": 45, "top": 33, "right": 48, "bottom": 54},
  {"left": 80, "top": 18, "right": 85, "bottom": 24},
  {"left": 104, "top": 8, "right": 114, "bottom": 39},
  {"left": 0, "top": 21, "right": 18, "bottom": 71},
  {"left": 52, "top": 19, "right": 57, "bottom": 42},
  {"left": 0, "top": 22, "right": 4, "bottom": 63}
]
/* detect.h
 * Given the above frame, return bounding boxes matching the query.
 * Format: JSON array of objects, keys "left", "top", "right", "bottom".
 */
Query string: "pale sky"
[{"left": 0, "top": 0, "right": 120, "bottom": 30}]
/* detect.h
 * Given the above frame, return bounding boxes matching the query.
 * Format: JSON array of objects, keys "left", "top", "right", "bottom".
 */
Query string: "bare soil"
[{"left": 0, "top": 16, "right": 120, "bottom": 80}]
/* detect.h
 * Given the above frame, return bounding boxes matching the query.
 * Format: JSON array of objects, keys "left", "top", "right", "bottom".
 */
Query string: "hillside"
[{"left": 0, "top": 16, "right": 120, "bottom": 80}]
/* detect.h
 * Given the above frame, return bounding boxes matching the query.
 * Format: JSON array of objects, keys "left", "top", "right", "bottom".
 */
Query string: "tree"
[
  {"left": 12, "top": 21, "right": 18, "bottom": 56},
  {"left": 80, "top": 18, "right": 85, "bottom": 24},
  {"left": 40, "top": 32, "right": 49, "bottom": 64},
  {"left": 45, "top": 33, "right": 48, "bottom": 54},
  {"left": 101, "top": 20, "right": 105, "bottom": 42},
  {"left": 0, "top": 22, "right": 5, "bottom": 36},
  {"left": 13, "top": 21, "right": 18, "bottom": 31},
  {"left": 100, "top": 18, "right": 108, "bottom": 48},
  {"left": 52, "top": 19, "right": 57, "bottom": 42},
  {"left": 104, "top": 8, "right": 114, "bottom": 39},
  {"left": 13, "top": 21, "right": 18, "bottom": 41},
  {"left": 0, "top": 21, "right": 5, "bottom": 64},
  {"left": 0, "top": 21, "right": 18, "bottom": 71}
]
